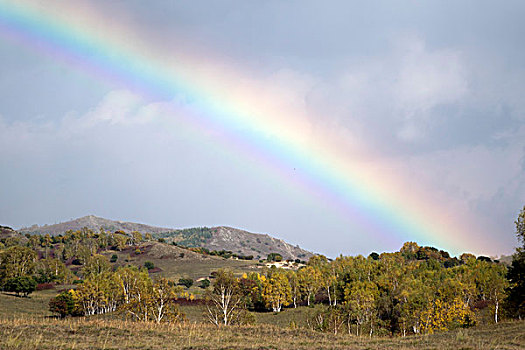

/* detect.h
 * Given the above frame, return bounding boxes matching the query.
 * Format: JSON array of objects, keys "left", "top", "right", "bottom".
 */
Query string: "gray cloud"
[{"left": 1, "top": 1, "right": 524, "bottom": 256}]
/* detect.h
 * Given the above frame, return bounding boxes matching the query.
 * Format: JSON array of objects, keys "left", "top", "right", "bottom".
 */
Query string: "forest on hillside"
[{"left": 0, "top": 206, "right": 524, "bottom": 338}]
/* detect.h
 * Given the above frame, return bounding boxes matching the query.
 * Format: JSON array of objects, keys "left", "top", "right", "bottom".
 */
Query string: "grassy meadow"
[
  {"left": 1, "top": 289, "right": 524, "bottom": 350},
  {"left": 1, "top": 315, "right": 524, "bottom": 350}
]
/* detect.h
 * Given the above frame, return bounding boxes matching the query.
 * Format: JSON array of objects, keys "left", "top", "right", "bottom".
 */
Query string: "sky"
[{"left": 0, "top": 0, "right": 524, "bottom": 258}]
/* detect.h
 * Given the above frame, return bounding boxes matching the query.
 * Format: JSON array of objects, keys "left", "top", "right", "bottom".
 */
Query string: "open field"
[
  {"left": 0, "top": 317, "right": 523, "bottom": 350},
  {"left": 1, "top": 290, "right": 524, "bottom": 349},
  {"left": 99, "top": 242, "right": 262, "bottom": 284},
  {"left": 0, "top": 289, "right": 328, "bottom": 325},
  {"left": 0, "top": 290, "right": 58, "bottom": 318}
]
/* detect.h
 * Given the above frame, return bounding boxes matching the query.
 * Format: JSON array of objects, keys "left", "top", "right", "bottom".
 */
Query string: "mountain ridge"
[{"left": 17, "top": 215, "right": 313, "bottom": 260}]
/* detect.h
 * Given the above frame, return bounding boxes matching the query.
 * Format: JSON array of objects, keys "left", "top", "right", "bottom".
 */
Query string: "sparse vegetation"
[{"left": 155, "top": 227, "right": 213, "bottom": 247}]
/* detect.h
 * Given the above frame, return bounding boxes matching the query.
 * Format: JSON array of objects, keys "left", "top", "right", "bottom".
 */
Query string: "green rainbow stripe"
[{"left": 0, "top": 1, "right": 493, "bottom": 255}]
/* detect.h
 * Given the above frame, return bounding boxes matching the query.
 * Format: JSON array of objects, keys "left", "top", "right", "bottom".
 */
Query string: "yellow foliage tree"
[
  {"left": 420, "top": 297, "right": 475, "bottom": 334},
  {"left": 262, "top": 269, "right": 292, "bottom": 312}
]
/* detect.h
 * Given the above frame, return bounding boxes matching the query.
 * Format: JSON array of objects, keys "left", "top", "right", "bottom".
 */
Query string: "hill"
[
  {"left": 155, "top": 226, "right": 313, "bottom": 261},
  {"left": 0, "top": 225, "right": 21, "bottom": 239},
  {"left": 100, "top": 241, "right": 260, "bottom": 282},
  {"left": 0, "top": 225, "right": 28, "bottom": 244},
  {"left": 18, "top": 215, "right": 173, "bottom": 236},
  {"left": 17, "top": 215, "right": 314, "bottom": 260}
]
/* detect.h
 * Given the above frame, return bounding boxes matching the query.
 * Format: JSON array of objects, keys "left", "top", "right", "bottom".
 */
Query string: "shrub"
[
  {"left": 4, "top": 276, "right": 37, "bottom": 297},
  {"left": 110, "top": 254, "right": 118, "bottom": 263},
  {"left": 49, "top": 291, "right": 76, "bottom": 318},
  {"left": 199, "top": 279, "right": 210, "bottom": 289},
  {"left": 178, "top": 278, "right": 194, "bottom": 288},
  {"left": 267, "top": 253, "right": 283, "bottom": 262},
  {"left": 144, "top": 261, "right": 155, "bottom": 270}
]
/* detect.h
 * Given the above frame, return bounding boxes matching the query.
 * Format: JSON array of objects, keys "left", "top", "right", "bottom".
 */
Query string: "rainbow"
[{"left": 0, "top": 1, "right": 496, "bottom": 255}]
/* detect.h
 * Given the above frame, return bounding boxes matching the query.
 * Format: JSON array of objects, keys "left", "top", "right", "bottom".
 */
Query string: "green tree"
[
  {"left": 82, "top": 254, "right": 111, "bottom": 277},
  {"left": 113, "top": 233, "right": 128, "bottom": 251},
  {"left": 516, "top": 205, "right": 525, "bottom": 244},
  {"left": 0, "top": 246, "right": 36, "bottom": 284},
  {"left": 267, "top": 253, "right": 283, "bottom": 262},
  {"left": 286, "top": 269, "right": 301, "bottom": 308},
  {"left": 4, "top": 276, "right": 37, "bottom": 297},
  {"left": 475, "top": 261, "right": 508, "bottom": 323},
  {"left": 36, "top": 258, "right": 70, "bottom": 283},
  {"left": 130, "top": 231, "right": 143, "bottom": 245},
  {"left": 205, "top": 269, "right": 243, "bottom": 325},
  {"left": 74, "top": 272, "right": 121, "bottom": 315},
  {"left": 297, "top": 265, "right": 321, "bottom": 306},
  {"left": 506, "top": 205, "right": 525, "bottom": 318},
  {"left": 149, "top": 278, "right": 185, "bottom": 323},
  {"left": 344, "top": 280, "right": 378, "bottom": 336}
]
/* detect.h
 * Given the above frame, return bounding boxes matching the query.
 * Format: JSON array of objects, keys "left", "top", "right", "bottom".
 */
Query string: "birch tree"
[{"left": 206, "top": 269, "right": 243, "bottom": 325}]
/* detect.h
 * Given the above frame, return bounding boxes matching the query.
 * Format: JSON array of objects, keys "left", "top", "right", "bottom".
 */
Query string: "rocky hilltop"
[
  {"left": 157, "top": 226, "right": 313, "bottom": 261},
  {"left": 206, "top": 226, "right": 312, "bottom": 261}
]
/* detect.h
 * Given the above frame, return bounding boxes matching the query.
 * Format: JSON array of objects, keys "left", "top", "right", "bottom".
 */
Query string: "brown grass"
[
  {"left": 101, "top": 241, "right": 260, "bottom": 286},
  {"left": 1, "top": 290, "right": 524, "bottom": 349},
  {"left": 0, "top": 290, "right": 57, "bottom": 318},
  {"left": 0, "top": 316, "right": 523, "bottom": 350}
]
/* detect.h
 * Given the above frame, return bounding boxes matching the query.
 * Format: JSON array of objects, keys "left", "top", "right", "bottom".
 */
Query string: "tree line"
[{"left": 0, "top": 205, "right": 524, "bottom": 337}]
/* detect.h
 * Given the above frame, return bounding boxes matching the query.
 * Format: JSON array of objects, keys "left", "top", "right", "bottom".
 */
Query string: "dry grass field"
[
  {"left": 1, "top": 290, "right": 524, "bottom": 350},
  {"left": 0, "top": 317, "right": 523, "bottom": 350},
  {"left": 99, "top": 241, "right": 261, "bottom": 284}
]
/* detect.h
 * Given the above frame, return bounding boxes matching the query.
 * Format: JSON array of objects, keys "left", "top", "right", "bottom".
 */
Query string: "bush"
[
  {"left": 199, "top": 279, "right": 210, "bottom": 289},
  {"left": 49, "top": 291, "right": 76, "bottom": 318},
  {"left": 178, "top": 278, "right": 194, "bottom": 288},
  {"left": 267, "top": 253, "right": 283, "bottom": 262},
  {"left": 144, "top": 261, "right": 155, "bottom": 270},
  {"left": 110, "top": 254, "right": 118, "bottom": 263},
  {"left": 4, "top": 276, "right": 37, "bottom": 297}
]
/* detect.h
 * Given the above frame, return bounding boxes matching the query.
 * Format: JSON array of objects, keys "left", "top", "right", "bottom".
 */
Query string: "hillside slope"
[
  {"left": 17, "top": 216, "right": 314, "bottom": 261},
  {"left": 18, "top": 215, "right": 172, "bottom": 236},
  {"left": 157, "top": 226, "right": 313, "bottom": 261},
  {"left": 0, "top": 225, "right": 28, "bottom": 244}
]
